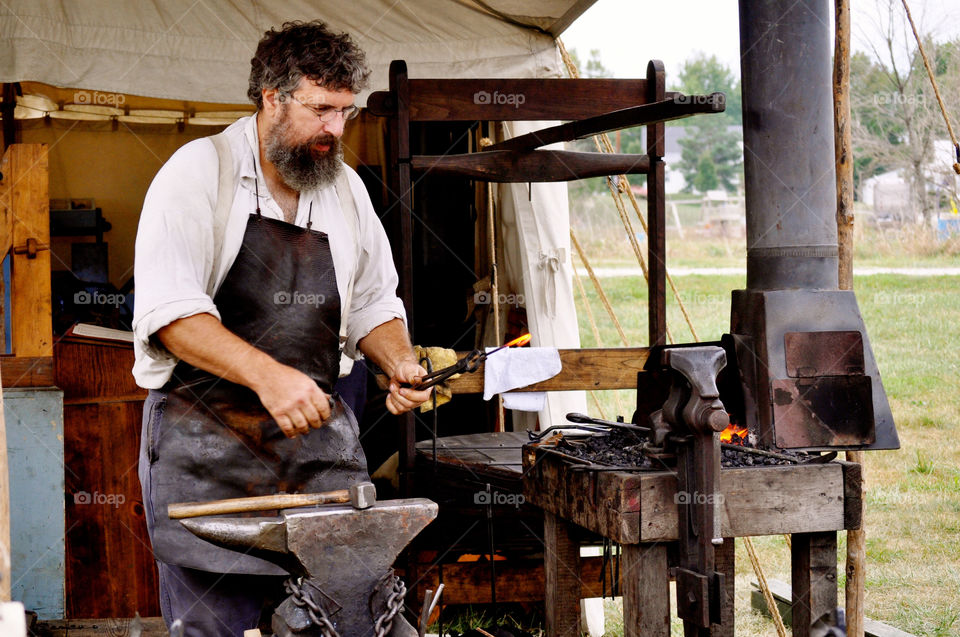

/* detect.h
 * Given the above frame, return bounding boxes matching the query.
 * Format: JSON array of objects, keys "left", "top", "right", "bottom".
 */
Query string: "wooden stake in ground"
[{"left": 834, "top": 0, "right": 866, "bottom": 634}]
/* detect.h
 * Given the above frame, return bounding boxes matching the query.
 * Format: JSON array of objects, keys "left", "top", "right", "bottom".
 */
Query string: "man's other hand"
[
  {"left": 386, "top": 361, "right": 432, "bottom": 415},
  {"left": 255, "top": 363, "right": 331, "bottom": 437}
]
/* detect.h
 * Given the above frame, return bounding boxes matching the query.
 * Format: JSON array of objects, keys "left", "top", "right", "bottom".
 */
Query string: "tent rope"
[
  {"left": 557, "top": 38, "right": 698, "bottom": 343},
  {"left": 570, "top": 230, "right": 629, "bottom": 347},
  {"left": 557, "top": 36, "right": 788, "bottom": 635},
  {"left": 572, "top": 258, "right": 627, "bottom": 416},
  {"left": 900, "top": 0, "right": 960, "bottom": 175}
]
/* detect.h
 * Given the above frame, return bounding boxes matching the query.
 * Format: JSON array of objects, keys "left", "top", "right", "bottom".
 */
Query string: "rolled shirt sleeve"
[
  {"left": 339, "top": 168, "right": 407, "bottom": 359},
  {"left": 132, "top": 139, "right": 222, "bottom": 388}
]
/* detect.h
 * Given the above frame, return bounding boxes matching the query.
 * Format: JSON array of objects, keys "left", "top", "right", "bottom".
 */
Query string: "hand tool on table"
[
  {"left": 167, "top": 482, "right": 376, "bottom": 519},
  {"left": 527, "top": 413, "right": 652, "bottom": 442},
  {"left": 180, "top": 498, "right": 438, "bottom": 637},
  {"left": 405, "top": 333, "right": 532, "bottom": 390}
]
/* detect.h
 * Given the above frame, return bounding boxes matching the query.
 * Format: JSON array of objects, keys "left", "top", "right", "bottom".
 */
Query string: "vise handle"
[{"left": 168, "top": 482, "right": 375, "bottom": 519}]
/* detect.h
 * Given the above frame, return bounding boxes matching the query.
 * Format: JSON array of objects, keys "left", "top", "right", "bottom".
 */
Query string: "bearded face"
[{"left": 264, "top": 102, "right": 343, "bottom": 192}]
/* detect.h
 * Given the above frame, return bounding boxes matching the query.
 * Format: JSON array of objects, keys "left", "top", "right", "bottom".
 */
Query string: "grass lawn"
[{"left": 571, "top": 271, "right": 960, "bottom": 636}]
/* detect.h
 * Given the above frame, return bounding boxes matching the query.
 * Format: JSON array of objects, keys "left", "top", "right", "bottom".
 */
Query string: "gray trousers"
[{"left": 139, "top": 389, "right": 287, "bottom": 636}]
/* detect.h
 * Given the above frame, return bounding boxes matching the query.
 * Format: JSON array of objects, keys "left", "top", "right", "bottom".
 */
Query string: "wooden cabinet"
[{"left": 55, "top": 337, "right": 158, "bottom": 618}]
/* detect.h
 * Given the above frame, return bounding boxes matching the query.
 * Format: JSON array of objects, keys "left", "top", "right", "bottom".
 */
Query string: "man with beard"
[{"left": 132, "top": 21, "right": 432, "bottom": 636}]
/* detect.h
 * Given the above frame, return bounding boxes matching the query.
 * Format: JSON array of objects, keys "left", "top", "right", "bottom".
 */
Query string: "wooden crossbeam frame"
[{"left": 0, "top": 144, "right": 53, "bottom": 387}]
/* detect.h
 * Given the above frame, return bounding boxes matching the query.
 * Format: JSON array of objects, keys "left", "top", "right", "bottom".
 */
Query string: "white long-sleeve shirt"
[{"left": 132, "top": 114, "right": 405, "bottom": 389}]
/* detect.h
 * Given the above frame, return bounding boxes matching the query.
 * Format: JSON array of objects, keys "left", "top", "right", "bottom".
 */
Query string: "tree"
[
  {"left": 672, "top": 53, "right": 744, "bottom": 194},
  {"left": 850, "top": 0, "right": 960, "bottom": 222}
]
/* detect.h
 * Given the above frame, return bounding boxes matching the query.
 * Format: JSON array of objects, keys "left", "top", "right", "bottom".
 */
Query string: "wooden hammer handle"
[{"left": 168, "top": 489, "right": 350, "bottom": 519}]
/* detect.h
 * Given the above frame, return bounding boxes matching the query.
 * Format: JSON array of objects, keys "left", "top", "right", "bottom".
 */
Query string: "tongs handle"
[{"left": 411, "top": 350, "right": 485, "bottom": 390}]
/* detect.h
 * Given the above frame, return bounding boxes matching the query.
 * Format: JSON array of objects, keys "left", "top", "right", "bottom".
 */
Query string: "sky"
[{"left": 561, "top": 0, "right": 960, "bottom": 82}]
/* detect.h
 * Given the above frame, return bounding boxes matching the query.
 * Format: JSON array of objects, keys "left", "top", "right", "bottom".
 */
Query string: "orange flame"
[
  {"left": 505, "top": 333, "right": 532, "bottom": 348},
  {"left": 720, "top": 423, "right": 749, "bottom": 445}
]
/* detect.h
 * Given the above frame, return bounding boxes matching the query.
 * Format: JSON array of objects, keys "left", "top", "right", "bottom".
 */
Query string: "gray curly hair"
[{"left": 248, "top": 20, "right": 370, "bottom": 110}]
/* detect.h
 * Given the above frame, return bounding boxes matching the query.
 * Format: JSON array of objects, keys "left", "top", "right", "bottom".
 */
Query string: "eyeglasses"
[{"left": 286, "top": 94, "right": 360, "bottom": 122}]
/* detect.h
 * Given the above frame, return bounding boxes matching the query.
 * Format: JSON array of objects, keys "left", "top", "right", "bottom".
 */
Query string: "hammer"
[{"left": 167, "top": 481, "right": 376, "bottom": 519}]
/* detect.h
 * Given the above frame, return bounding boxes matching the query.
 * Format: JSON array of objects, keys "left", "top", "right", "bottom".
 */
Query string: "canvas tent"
[
  {"left": 0, "top": 1, "right": 597, "bottom": 618},
  {"left": 1, "top": 0, "right": 593, "bottom": 427}
]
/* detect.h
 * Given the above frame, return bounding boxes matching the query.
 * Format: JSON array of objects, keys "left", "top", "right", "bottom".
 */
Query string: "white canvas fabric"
[
  {"left": 0, "top": 0, "right": 589, "bottom": 104},
  {"left": 499, "top": 120, "right": 589, "bottom": 431}
]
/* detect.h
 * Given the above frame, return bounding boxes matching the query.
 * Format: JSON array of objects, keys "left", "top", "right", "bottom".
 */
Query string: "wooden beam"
[
  {"left": 445, "top": 347, "right": 649, "bottom": 394},
  {"left": 3, "top": 145, "right": 52, "bottom": 360},
  {"left": 543, "top": 512, "right": 581, "bottom": 637},
  {"left": 486, "top": 95, "right": 725, "bottom": 153},
  {"left": 0, "top": 372, "right": 9, "bottom": 602},
  {"left": 411, "top": 150, "right": 651, "bottom": 183},
  {"left": 367, "top": 79, "right": 655, "bottom": 122},
  {"left": 524, "top": 454, "right": 851, "bottom": 543},
  {"left": 411, "top": 555, "right": 611, "bottom": 604},
  {"left": 791, "top": 532, "right": 839, "bottom": 637},
  {"left": 622, "top": 543, "right": 670, "bottom": 637},
  {"left": 0, "top": 356, "right": 54, "bottom": 388}
]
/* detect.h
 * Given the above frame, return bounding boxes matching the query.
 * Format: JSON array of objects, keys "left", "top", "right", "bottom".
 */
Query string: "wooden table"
[{"left": 522, "top": 444, "right": 862, "bottom": 637}]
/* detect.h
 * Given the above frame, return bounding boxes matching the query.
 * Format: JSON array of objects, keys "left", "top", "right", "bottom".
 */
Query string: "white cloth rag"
[{"left": 483, "top": 347, "right": 561, "bottom": 411}]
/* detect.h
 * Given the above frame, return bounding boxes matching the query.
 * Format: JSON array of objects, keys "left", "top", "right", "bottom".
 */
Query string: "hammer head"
[{"left": 349, "top": 481, "right": 376, "bottom": 509}]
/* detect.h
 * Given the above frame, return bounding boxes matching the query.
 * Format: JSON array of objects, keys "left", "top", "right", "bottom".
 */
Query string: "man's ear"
[{"left": 262, "top": 88, "right": 282, "bottom": 115}]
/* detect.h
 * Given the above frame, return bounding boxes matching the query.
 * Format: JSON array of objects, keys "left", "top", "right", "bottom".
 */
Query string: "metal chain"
[
  {"left": 285, "top": 577, "right": 341, "bottom": 637},
  {"left": 372, "top": 572, "right": 407, "bottom": 637}
]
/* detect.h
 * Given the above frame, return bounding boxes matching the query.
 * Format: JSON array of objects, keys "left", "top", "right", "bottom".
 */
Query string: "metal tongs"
[
  {"left": 412, "top": 349, "right": 485, "bottom": 390},
  {"left": 528, "top": 412, "right": 652, "bottom": 441},
  {"left": 409, "top": 334, "right": 533, "bottom": 390}
]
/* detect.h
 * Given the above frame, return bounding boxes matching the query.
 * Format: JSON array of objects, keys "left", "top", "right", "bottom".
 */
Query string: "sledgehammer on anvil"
[{"left": 169, "top": 483, "right": 438, "bottom": 637}]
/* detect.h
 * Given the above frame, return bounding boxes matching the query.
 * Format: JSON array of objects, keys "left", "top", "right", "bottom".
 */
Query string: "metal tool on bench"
[
  {"left": 168, "top": 482, "right": 376, "bottom": 519},
  {"left": 177, "top": 492, "right": 438, "bottom": 637},
  {"left": 651, "top": 345, "right": 730, "bottom": 635},
  {"left": 527, "top": 413, "right": 652, "bottom": 442}
]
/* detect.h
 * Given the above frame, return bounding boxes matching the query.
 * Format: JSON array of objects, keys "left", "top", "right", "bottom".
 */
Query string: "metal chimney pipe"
[
  {"left": 739, "top": 0, "right": 839, "bottom": 290},
  {"left": 730, "top": 0, "right": 898, "bottom": 450}
]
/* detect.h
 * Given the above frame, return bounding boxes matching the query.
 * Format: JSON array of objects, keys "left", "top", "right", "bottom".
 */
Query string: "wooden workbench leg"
[
  {"left": 621, "top": 543, "right": 670, "bottom": 637},
  {"left": 791, "top": 531, "right": 838, "bottom": 637},
  {"left": 544, "top": 512, "right": 581, "bottom": 637},
  {"left": 710, "top": 538, "right": 735, "bottom": 636}
]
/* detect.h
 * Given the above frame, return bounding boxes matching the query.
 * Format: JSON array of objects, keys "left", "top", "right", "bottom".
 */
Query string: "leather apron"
[{"left": 143, "top": 213, "right": 368, "bottom": 575}]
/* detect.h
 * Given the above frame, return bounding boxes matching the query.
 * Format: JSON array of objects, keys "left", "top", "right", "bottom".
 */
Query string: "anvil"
[{"left": 181, "top": 498, "right": 438, "bottom": 637}]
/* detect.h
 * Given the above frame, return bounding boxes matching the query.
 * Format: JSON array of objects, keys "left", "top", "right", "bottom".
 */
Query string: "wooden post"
[
  {"left": 543, "top": 512, "right": 581, "bottom": 637},
  {"left": 646, "top": 60, "right": 667, "bottom": 347},
  {"left": 621, "top": 543, "right": 670, "bottom": 637},
  {"left": 2, "top": 145, "right": 52, "bottom": 360},
  {"left": 791, "top": 532, "right": 838, "bottom": 637},
  {"left": 710, "top": 539, "right": 735, "bottom": 637},
  {"left": 834, "top": 0, "right": 865, "bottom": 633},
  {"left": 0, "top": 378, "right": 9, "bottom": 602}
]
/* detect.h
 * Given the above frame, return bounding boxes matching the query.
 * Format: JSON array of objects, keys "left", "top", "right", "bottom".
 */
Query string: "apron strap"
[
  {"left": 207, "top": 131, "right": 236, "bottom": 297},
  {"left": 207, "top": 130, "right": 359, "bottom": 373},
  {"left": 333, "top": 170, "right": 361, "bottom": 364}
]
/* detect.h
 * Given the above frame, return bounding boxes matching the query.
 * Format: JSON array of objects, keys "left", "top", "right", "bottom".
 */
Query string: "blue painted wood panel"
[{"left": 4, "top": 387, "right": 65, "bottom": 619}]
